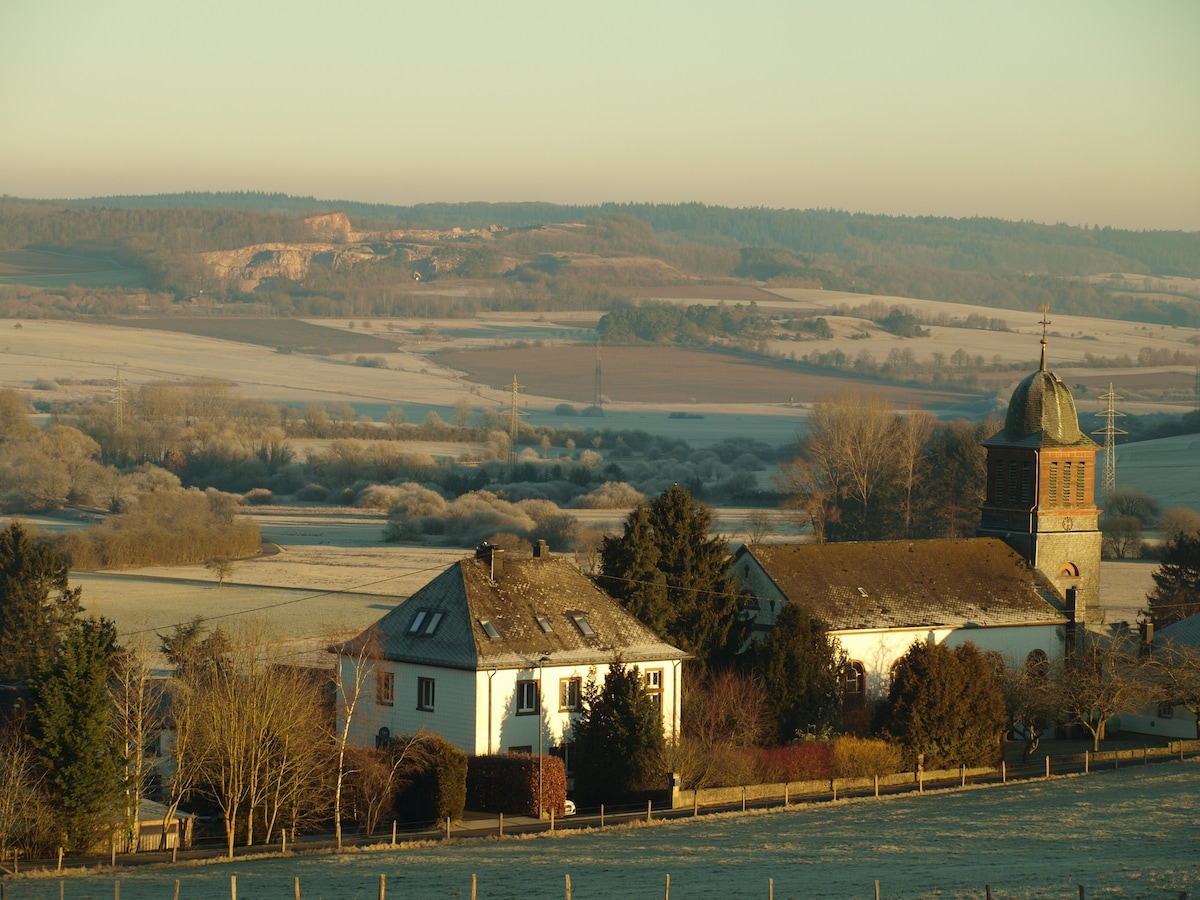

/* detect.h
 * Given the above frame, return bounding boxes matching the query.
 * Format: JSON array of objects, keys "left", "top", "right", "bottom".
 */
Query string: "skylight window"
[
  {"left": 569, "top": 613, "right": 595, "bottom": 636},
  {"left": 409, "top": 610, "right": 428, "bottom": 633},
  {"left": 424, "top": 612, "right": 443, "bottom": 635},
  {"left": 479, "top": 618, "right": 503, "bottom": 640},
  {"left": 536, "top": 615, "right": 554, "bottom": 634}
]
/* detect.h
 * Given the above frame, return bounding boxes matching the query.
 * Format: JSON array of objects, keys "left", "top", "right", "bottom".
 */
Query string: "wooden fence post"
[
  {"left": 693, "top": 791, "right": 699, "bottom": 816},
  {"left": 874, "top": 774, "right": 879, "bottom": 798},
  {"left": 564, "top": 874, "right": 570, "bottom": 900},
  {"left": 378, "top": 874, "right": 386, "bottom": 900},
  {"left": 832, "top": 780, "right": 838, "bottom": 801},
  {"left": 647, "top": 800, "right": 653, "bottom": 823},
  {"left": 445, "top": 817, "right": 451, "bottom": 842},
  {"left": 784, "top": 783, "right": 790, "bottom": 807},
  {"left": 294, "top": 877, "right": 300, "bottom": 900},
  {"left": 1045, "top": 755, "right": 1051, "bottom": 778},
  {"left": 1079, "top": 885, "right": 1085, "bottom": 900},
  {"left": 1001, "top": 761, "right": 1006, "bottom": 784},
  {"left": 600, "top": 805, "right": 605, "bottom": 829},
  {"left": 472, "top": 874, "right": 478, "bottom": 900},
  {"left": 392, "top": 820, "right": 397, "bottom": 847},
  {"left": 499, "top": 812, "right": 504, "bottom": 838},
  {"left": 769, "top": 877, "right": 774, "bottom": 900},
  {"left": 57, "top": 847, "right": 63, "bottom": 872},
  {"left": 741, "top": 787, "right": 746, "bottom": 812},
  {"left": 1085, "top": 751, "right": 1090, "bottom": 774},
  {"left": 174, "top": 881, "right": 181, "bottom": 900},
  {"left": 231, "top": 875, "right": 236, "bottom": 900},
  {"left": 986, "top": 886, "right": 992, "bottom": 900},
  {"left": 664, "top": 873, "right": 670, "bottom": 899},
  {"left": 114, "top": 881, "right": 120, "bottom": 900},
  {"left": 550, "top": 808, "right": 555, "bottom": 833},
  {"left": 281, "top": 828, "right": 287, "bottom": 854},
  {"left": 960, "top": 764, "right": 965, "bottom": 787},
  {"left": 875, "top": 879, "right": 880, "bottom": 900}
]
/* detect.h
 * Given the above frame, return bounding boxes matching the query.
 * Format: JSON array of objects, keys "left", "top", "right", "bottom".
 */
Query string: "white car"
[{"left": 562, "top": 799, "right": 576, "bottom": 816}]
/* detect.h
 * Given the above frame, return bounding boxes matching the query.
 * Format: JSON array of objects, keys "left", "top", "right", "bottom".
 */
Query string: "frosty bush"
[
  {"left": 831, "top": 736, "right": 902, "bottom": 779},
  {"left": 575, "top": 481, "right": 646, "bottom": 509}
]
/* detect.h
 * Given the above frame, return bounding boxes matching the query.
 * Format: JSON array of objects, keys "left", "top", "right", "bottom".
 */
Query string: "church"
[{"left": 733, "top": 328, "right": 1103, "bottom": 700}]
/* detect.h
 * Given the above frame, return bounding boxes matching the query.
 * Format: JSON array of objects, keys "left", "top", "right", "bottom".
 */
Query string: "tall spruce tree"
[
  {"left": 33, "top": 617, "right": 123, "bottom": 851},
  {"left": 0, "top": 522, "right": 82, "bottom": 681},
  {"left": 572, "top": 662, "right": 665, "bottom": 807},
  {"left": 1147, "top": 532, "right": 1200, "bottom": 627},
  {"left": 600, "top": 485, "right": 746, "bottom": 674},
  {"left": 747, "top": 602, "right": 846, "bottom": 743}
]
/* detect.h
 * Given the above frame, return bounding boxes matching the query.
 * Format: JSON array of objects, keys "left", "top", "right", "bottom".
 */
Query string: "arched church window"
[
  {"left": 842, "top": 661, "right": 866, "bottom": 705},
  {"left": 1024, "top": 649, "right": 1049, "bottom": 679}
]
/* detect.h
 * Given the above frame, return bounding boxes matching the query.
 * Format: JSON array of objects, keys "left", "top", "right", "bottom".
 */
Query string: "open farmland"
[
  {"left": 0, "top": 247, "right": 148, "bottom": 288},
  {"left": 9, "top": 765, "right": 1198, "bottom": 899},
  {"left": 437, "top": 344, "right": 981, "bottom": 410}
]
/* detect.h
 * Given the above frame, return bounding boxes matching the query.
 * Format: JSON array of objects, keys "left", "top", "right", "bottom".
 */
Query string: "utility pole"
[{"left": 1090, "top": 383, "right": 1126, "bottom": 501}]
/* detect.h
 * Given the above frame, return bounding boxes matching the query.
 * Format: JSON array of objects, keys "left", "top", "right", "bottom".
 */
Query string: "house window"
[
  {"left": 644, "top": 669, "right": 663, "bottom": 711},
  {"left": 1158, "top": 703, "right": 1174, "bottom": 719},
  {"left": 417, "top": 677, "right": 435, "bottom": 712},
  {"left": 559, "top": 677, "right": 582, "bottom": 712},
  {"left": 479, "top": 618, "right": 503, "bottom": 640},
  {"left": 375, "top": 726, "right": 392, "bottom": 750},
  {"left": 843, "top": 661, "right": 866, "bottom": 704},
  {"left": 569, "top": 613, "right": 595, "bottom": 636},
  {"left": 376, "top": 671, "right": 394, "bottom": 707},
  {"left": 410, "top": 610, "right": 444, "bottom": 635},
  {"left": 555, "top": 741, "right": 574, "bottom": 776},
  {"left": 536, "top": 615, "right": 554, "bottom": 633},
  {"left": 517, "top": 680, "right": 540, "bottom": 715}
]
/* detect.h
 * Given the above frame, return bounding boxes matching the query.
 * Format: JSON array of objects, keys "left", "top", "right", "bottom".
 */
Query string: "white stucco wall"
[
  {"left": 837, "top": 624, "right": 1063, "bottom": 699},
  {"left": 1121, "top": 706, "right": 1199, "bottom": 741},
  {"left": 339, "top": 655, "right": 682, "bottom": 757}
]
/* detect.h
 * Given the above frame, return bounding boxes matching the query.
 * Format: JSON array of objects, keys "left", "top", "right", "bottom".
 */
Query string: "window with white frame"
[
  {"left": 417, "top": 676, "right": 435, "bottom": 712},
  {"left": 376, "top": 671, "right": 394, "bottom": 707},
  {"left": 842, "top": 661, "right": 866, "bottom": 705},
  {"left": 516, "top": 679, "right": 540, "bottom": 715},
  {"left": 644, "top": 668, "right": 663, "bottom": 710}
]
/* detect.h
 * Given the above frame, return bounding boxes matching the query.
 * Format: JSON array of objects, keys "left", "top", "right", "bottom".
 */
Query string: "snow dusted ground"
[{"left": 11, "top": 763, "right": 1198, "bottom": 900}]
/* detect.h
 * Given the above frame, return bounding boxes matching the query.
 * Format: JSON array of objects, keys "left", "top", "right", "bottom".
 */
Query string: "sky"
[{"left": 2, "top": 0, "right": 1198, "bottom": 230}]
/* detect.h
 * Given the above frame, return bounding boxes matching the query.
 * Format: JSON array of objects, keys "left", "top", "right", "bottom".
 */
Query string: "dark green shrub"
[{"left": 396, "top": 734, "right": 467, "bottom": 824}]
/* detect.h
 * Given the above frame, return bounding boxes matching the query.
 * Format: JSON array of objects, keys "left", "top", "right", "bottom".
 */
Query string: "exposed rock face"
[
  {"left": 201, "top": 243, "right": 376, "bottom": 288},
  {"left": 303, "top": 212, "right": 353, "bottom": 243}
]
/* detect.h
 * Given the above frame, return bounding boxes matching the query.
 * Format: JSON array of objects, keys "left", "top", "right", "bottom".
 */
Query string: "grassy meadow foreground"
[{"left": 7, "top": 764, "right": 1198, "bottom": 900}]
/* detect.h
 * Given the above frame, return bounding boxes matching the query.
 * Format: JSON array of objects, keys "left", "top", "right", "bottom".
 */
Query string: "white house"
[
  {"left": 335, "top": 542, "right": 686, "bottom": 770},
  {"left": 1120, "top": 612, "right": 1200, "bottom": 741},
  {"left": 732, "top": 538, "right": 1070, "bottom": 702}
]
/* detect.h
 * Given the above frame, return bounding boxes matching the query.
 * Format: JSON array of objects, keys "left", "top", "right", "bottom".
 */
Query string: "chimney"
[
  {"left": 534, "top": 539, "right": 550, "bottom": 558},
  {"left": 475, "top": 542, "right": 504, "bottom": 579},
  {"left": 1139, "top": 620, "right": 1154, "bottom": 658}
]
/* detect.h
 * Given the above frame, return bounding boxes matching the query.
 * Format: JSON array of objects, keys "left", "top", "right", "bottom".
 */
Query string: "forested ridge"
[
  {"left": 30, "top": 193, "right": 1200, "bottom": 277},
  {"left": 2, "top": 194, "right": 1199, "bottom": 327}
]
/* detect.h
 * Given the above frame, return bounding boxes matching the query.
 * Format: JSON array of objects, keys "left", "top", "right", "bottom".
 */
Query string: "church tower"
[{"left": 977, "top": 317, "right": 1103, "bottom": 636}]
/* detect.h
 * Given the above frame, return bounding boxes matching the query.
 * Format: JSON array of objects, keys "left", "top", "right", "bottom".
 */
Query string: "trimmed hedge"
[
  {"left": 468, "top": 754, "right": 567, "bottom": 817},
  {"left": 396, "top": 735, "right": 467, "bottom": 824}
]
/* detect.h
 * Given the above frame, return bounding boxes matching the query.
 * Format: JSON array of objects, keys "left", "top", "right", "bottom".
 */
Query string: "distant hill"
[
  {"left": 41, "top": 193, "right": 1200, "bottom": 278},
  {"left": 2, "top": 194, "right": 1199, "bottom": 329}
]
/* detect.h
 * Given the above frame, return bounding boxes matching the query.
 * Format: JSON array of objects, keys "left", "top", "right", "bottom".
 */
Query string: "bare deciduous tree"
[{"left": 1052, "top": 632, "right": 1160, "bottom": 751}]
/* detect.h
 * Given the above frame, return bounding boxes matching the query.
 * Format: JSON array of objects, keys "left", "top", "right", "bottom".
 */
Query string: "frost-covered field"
[{"left": 12, "top": 764, "right": 1198, "bottom": 900}]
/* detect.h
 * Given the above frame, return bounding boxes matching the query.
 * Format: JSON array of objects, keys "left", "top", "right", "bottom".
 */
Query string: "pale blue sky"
[{"left": 2, "top": 0, "right": 1197, "bottom": 229}]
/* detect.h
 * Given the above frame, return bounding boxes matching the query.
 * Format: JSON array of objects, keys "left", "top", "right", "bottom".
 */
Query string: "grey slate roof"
[
  {"left": 1158, "top": 612, "right": 1200, "bottom": 649},
  {"left": 342, "top": 554, "right": 686, "bottom": 671},
  {"left": 738, "top": 538, "right": 1067, "bottom": 631}
]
